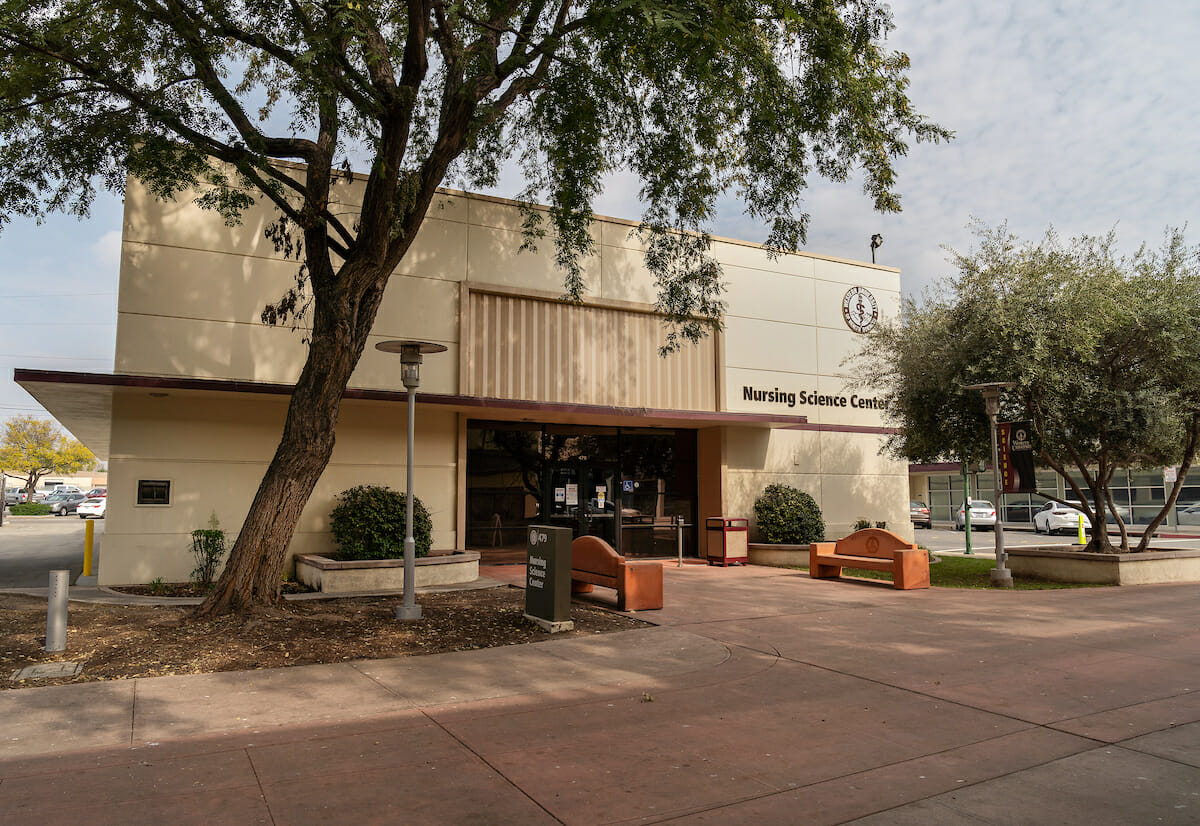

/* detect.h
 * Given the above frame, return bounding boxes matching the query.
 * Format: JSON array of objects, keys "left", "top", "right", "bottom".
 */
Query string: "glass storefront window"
[
  {"left": 1128, "top": 470, "right": 1166, "bottom": 488},
  {"left": 466, "top": 421, "right": 696, "bottom": 558},
  {"left": 465, "top": 422, "right": 544, "bottom": 549}
]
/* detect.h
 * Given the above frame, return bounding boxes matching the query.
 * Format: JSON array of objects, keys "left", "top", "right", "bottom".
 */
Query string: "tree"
[
  {"left": 0, "top": 0, "right": 949, "bottom": 613},
  {"left": 0, "top": 416, "right": 97, "bottom": 499},
  {"left": 855, "top": 223, "right": 1200, "bottom": 553}
]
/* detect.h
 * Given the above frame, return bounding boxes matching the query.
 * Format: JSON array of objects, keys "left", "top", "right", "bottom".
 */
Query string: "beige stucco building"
[{"left": 18, "top": 169, "right": 910, "bottom": 585}]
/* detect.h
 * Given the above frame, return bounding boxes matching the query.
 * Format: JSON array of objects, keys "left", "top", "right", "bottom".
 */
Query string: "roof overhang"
[{"left": 15, "top": 370, "right": 836, "bottom": 456}]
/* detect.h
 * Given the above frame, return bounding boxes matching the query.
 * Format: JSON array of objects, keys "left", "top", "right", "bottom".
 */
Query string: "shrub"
[
  {"left": 330, "top": 484, "right": 432, "bottom": 560},
  {"left": 753, "top": 484, "right": 824, "bottom": 544},
  {"left": 190, "top": 512, "right": 227, "bottom": 588},
  {"left": 9, "top": 503, "right": 51, "bottom": 515},
  {"left": 874, "top": 520, "right": 888, "bottom": 530},
  {"left": 852, "top": 517, "right": 872, "bottom": 531}
]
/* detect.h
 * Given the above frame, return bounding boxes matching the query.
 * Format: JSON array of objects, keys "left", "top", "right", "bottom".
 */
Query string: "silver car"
[
  {"left": 45, "top": 492, "right": 87, "bottom": 515},
  {"left": 954, "top": 500, "right": 997, "bottom": 531}
]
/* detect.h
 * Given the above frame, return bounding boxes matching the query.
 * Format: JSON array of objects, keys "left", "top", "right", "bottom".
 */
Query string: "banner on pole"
[{"left": 998, "top": 421, "right": 1037, "bottom": 493}]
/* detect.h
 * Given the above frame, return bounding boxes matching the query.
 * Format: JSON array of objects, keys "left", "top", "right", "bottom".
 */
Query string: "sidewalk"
[{"left": 2, "top": 564, "right": 1199, "bottom": 824}]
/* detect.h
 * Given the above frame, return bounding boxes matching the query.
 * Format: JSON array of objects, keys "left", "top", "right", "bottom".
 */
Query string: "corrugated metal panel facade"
[{"left": 465, "top": 290, "right": 717, "bottom": 411}]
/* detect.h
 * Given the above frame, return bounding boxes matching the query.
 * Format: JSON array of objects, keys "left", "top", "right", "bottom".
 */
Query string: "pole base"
[
  {"left": 395, "top": 604, "right": 422, "bottom": 621},
  {"left": 990, "top": 568, "right": 1014, "bottom": 588}
]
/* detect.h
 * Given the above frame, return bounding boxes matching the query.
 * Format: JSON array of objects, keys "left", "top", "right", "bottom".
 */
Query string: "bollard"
[
  {"left": 46, "top": 569, "right": 69, "bottom": 652},
  {"left": 83, "top": 519, "right": 95, "bottom": 577},
  {"left": 1078, "top": 513, "right": 1086, "bottom": 545}
]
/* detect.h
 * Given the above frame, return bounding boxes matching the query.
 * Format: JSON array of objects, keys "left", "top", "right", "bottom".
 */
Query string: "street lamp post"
[
  {"left": 376, "top": 339, "right": 447, "bottom": 621},
  {"left": 960, "top": 462, "right": 972, "bottom": 555},
  {"left": 965, "top": 382, "right": 1016, "bottom": 588}
]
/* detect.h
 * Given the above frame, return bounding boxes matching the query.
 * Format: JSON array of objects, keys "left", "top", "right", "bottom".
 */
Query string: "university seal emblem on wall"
[{"left": 842, "top": 286, "right": 879, "bottom": 333}]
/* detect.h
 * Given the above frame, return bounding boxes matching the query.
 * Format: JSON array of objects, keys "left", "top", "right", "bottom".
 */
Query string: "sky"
[{"left": 2, "top": 0, "right": 1198, "bottom": 440}]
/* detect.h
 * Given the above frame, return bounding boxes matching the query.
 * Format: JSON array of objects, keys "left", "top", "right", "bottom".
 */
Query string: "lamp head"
[
  {"left": 963, "top": 381, "right": 1016, "bottom": 418},
  {"left": 375, "top": 340, "right": 448, "bottom": 391}
]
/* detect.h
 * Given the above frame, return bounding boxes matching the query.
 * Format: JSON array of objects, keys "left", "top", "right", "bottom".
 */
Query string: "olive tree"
[
  {"left": 0, "top": 0, "right": 948, "bottom": 612},
  {"left": 856, "top": 223, "right": 1200, "bottom": 553}
]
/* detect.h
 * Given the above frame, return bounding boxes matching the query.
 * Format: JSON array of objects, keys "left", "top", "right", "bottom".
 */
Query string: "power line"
[
  {"left": 0, "top": 293, "right": 116, "bottom": 299},
  {"left": 0, "top": 354, "right": 112, "bottom": 360}
]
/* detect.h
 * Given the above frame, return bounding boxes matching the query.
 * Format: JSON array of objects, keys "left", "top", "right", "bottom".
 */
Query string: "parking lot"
[{"left": 0, "top": 515, "right": 97, "bottom": 588}]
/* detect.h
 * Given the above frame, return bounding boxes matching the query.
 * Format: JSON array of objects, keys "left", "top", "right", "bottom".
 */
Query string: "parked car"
[
  {"left": 85, "top": 487, "right": 108, "bottom": 498},
  {"left": 909, "top": 500, "right": 932, "bottom": 529},
  {"left": 4, "top": 488, "right": 45, "bottom": 504},
  {"left": 1034, "top": 501, "right": 1092, "bottom": 535},
  {"left": 77, "top": 497, "right": 107, "bottom": 519},
  {"left": 954, "top": 500, "right": 997, "bottom": 530},
  {"left": 1176, "top": 503, "right": 1200, "bottom": 525},
  {"left": 45, "top": 491, "right": 88, "bottom": 515}
]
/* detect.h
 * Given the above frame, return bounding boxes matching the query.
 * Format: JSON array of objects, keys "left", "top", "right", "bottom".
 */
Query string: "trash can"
[{"left": 705, "top": 517, "right": 749, "bottom": 566}]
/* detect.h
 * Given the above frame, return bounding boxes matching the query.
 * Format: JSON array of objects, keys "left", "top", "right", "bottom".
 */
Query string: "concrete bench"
[
  {"left": 809, "top": 528, "right": 929, "bottom": 590},
  {"left": 570, "top": 535, "right": 664, "bottom": 611}
]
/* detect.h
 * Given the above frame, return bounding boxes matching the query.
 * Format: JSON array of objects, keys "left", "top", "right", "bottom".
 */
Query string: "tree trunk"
[{"left": 194, "top": 301, "right": 374, "bottom": 616}]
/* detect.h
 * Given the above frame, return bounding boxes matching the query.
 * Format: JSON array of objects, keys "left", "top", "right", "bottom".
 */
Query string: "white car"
[
  {"left": 76, "top": 497, "right": 107, "bottom": 519},
  {"left": 1176, "top": 504, "right": 1200, "bottom": 525},
  {"left": 1034, "top": 501, "right": 1091, "bottom": 535},
  {"left": 954, "top": 500, "right": 996, "bottom": 530}
]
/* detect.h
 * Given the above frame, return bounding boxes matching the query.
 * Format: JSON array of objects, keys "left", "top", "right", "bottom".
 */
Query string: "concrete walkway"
[{"left": 2, "top": 564, "right": 1199, "bottom": 824}]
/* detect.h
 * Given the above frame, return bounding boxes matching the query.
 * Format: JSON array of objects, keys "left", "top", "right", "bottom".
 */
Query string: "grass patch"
[{"left": 796, "top": 554, "right": 1108, "bottom": 590}]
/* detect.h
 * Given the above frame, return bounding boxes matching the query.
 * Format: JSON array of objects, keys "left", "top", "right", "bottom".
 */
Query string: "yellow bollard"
[
  {"left": 83, "top": 519, "right": 94, "bottom": 577},
  {"left": 1077, "top": 513, "right": 1086, "bottom": 545}
]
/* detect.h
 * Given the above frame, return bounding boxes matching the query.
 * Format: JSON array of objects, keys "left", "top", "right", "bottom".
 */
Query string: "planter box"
[
  {"left": 1007, "top": 547, "right": 1200, "bottom": 585},
  {"left": 747, "top": 543, "right": 811, "bottom": 568},
  {"left": 294, "top": 550, "right": 481, "bottom": 594}
]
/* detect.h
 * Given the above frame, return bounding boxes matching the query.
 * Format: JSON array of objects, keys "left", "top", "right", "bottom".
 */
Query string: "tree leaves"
[
  {"left": 0, "top": 415, "right": 97, "bottom": 494},
  {"left": 855, "top": 223, "right": 1200, "bottom": 551}
]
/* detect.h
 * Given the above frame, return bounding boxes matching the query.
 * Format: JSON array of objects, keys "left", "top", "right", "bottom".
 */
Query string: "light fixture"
[
  {"left": 870, "top": 233, "right": 884, "bottom": 264},
  {"left": 964, "top": 381, "right": 1017, "bottom": 588},
  {"left": 375, "top": 339, "right": 448, "bottom": 620}
]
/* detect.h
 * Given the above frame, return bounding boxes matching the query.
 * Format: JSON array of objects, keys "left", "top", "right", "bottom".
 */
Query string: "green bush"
[
  {"left": 330, "top": 484, "right": 432, "bottom": 560},
  {"left": 190, "top": 512, "right": 227, "bottom": 588},
  {"left": 9, "top": 503, "right": 51, "bottom": 515},
  {"left": 852, "top": 517, "right": 872, "bottom": 531},
  {"left": 753, "top": 484, "right": 824, "bottom": 544}
]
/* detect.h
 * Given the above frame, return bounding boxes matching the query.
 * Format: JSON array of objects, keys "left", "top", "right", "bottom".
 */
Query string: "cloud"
[{"left": 90, "top": 230, "right": 123, "bottom": 273}]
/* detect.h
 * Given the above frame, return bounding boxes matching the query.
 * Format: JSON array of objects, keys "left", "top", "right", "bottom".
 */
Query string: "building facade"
[{"left": 19, "top": 169, "right": 909, "bottom": 584}]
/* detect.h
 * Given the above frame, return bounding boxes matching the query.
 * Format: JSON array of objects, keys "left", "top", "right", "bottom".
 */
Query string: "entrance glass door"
[
  {"left": 543, "top": 426, "right": 619, "bottom": 547},
  {"left": 466, "top": 421, "right": 697, "bottom": 559},
  {"left": 544, "top": 465, "right": 618, "bottom": 546}
]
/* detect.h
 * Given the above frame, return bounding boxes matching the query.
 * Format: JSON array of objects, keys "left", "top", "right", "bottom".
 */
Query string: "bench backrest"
[
  {"left": 571, "top": 535, "right": 622, "bottom": 577},
  {"left": 835, "top": 528, "right": 918, "bottom": 560}
]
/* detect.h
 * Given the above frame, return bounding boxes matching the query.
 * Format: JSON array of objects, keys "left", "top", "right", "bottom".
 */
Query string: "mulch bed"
[
  {"left": 0, "top": 586, "right": 651, "bottom": 690},
  {"left": 109, "top": 581, "right": 314, "bottom": 597}
]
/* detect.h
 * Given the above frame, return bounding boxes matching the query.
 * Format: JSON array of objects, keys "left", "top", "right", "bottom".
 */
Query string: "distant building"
[{"left": 910, "top": 463, "right": 1198, "bottom": 527}]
